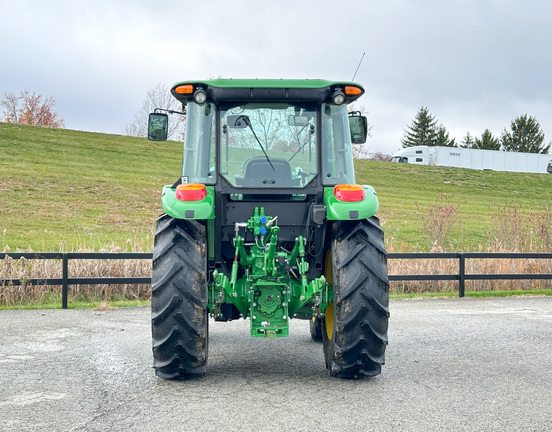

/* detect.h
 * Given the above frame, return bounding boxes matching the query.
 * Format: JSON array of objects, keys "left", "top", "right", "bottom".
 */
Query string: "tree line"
[{"left": 402, "top": 106, "right": 551, "bottom": 154}]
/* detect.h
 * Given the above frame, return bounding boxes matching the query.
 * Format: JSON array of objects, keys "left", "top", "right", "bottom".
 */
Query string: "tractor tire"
[
  {"left": 310, "top": 317, "right": 323, "bottom": 342},
  {"left": 151, "top": 215, "right": 209, "bottom": 379},
  {"left": 322, "top": 217, "right": 389, "bottom": 379}
]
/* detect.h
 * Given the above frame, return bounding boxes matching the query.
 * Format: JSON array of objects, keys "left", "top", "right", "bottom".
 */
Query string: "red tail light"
[
  {"left": 175, "top": 184, "right": 207, "bottom": 201},
  {"left": 334, "top": 184, "right": 365, "bottom": 202}
]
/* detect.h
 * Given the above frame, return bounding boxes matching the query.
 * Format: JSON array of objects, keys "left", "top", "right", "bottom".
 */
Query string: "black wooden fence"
[
  {"left": 1, "top": 252, "right": 552, "bottom": 308},
  {"left": 388, "top": 252, "right": 552, "bottom": 297},
  {"left": 0, "top": 252, "right": 151, "bottom": 309}
]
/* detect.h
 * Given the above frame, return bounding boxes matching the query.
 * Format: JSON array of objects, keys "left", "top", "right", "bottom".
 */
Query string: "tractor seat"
[{"left": 241, "top": 156, "right": 300, "bottom": 187}]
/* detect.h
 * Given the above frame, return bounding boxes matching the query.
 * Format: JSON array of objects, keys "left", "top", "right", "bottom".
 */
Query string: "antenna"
[{"left": 351, "top": 52, "right": 365, "bottom": 81}]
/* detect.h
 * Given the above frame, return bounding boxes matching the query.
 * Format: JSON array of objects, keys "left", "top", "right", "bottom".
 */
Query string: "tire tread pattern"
[
  {"left": 323, "top": 217, "right": 390, "bottom": 379},
  {"left": 151, "top": 214, "right": 208, "bottom": 379}
]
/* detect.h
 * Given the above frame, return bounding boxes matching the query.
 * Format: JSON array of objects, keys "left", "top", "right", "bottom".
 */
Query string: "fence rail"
[{"left": 2, "top": 252, "right": 552, "bottom": 308}]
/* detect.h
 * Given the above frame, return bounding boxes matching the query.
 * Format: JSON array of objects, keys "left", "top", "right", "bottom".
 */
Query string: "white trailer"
[{"left": 391, "top": 146, "right": 552, "bottom": 174}]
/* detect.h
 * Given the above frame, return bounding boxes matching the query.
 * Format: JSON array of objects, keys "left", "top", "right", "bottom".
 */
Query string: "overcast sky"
[{"left": 2, "top": 0, "right": 552, "bottom": 154}]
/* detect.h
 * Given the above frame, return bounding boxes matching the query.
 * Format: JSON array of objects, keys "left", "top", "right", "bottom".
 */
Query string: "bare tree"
[
  {"left": 2, "top": 93, "right": 19, "bottom": 123},
  {"left": 123, "top": 83, "right": 183, "bottom": 140},
  {"left": 1, "top": 91, "right": 65, "bottom": 128}
]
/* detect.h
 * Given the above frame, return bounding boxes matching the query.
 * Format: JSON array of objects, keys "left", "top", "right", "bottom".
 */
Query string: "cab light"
[
  {"left": 174, "top": 85, "right": 194, "bottom": 94},
  {"left": 345, "top": 86, "right": 362, "bottom": 95},
  {"left": 334, "top": 184, "right": 365, "bottom": 202},
  {"left": 175, "top": 184, "right": 207, "bottom": 201},
  {"left": 332, "top": 88, "right": 345, "bottom": 105},
  {"left": 194, "top": 88, "right": 207, "bottom": 104}
]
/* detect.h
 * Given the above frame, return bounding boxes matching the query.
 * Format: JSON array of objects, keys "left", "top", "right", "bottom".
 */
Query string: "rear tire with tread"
[
  {"left": 151, "top": 215, "right": 208, "bottom": 379},
  {"left": 322, "top": 217, "right": 389, "bottom": 379}
]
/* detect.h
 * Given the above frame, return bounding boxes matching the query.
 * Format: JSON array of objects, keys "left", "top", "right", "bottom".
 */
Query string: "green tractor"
[{"left": 148, "top": 79, "right": 389, "bottom": 379}]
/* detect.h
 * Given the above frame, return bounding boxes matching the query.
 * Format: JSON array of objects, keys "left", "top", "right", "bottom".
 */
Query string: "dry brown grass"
[
  {"left": 93, "top": 300, "right": 116, "bottom": 311},
  {"left": 0, "top": 244, "right": 151, "bottom": 307},
  {"left": 2, "top": 244, "right": 551, "bottom": 306},
  {"left": 388, "top": 249, "right": 552, "bottom": 295},
  {"left": 387, "top": 199, "right": 552, "bottom": 295}
]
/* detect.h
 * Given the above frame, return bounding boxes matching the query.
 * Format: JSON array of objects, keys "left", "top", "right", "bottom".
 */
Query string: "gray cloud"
[{"left": 2, "top": 0, "right": 551, "bottom": 154}]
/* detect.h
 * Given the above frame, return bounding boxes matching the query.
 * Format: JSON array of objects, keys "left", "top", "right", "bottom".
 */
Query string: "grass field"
[
  {"left": 2, "top": 122, "right": 552, "bottom": 252},
  {"left": 358, "top": 160, "right": 552, "bottom": 251},
  {"left": 1, "top": 122, "right": 179, "bottom": 251}
]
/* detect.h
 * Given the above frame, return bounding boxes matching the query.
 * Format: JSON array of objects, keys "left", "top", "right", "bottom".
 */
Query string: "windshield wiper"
[
  {"left": 288, "top": 124, "right": 314, "bottom": 162},
  {"left": 236, "top": 115, "right": 275, "bottom": 171}
]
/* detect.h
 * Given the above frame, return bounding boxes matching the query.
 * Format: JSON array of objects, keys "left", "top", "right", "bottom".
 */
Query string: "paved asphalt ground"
[{"left": 1, "top": 297, "right": 551, "bottom": 432}]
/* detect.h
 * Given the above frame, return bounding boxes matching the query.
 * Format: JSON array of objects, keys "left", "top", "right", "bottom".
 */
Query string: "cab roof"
[{"left": 170, "top": 78, "right": 365, "bottom": 105}]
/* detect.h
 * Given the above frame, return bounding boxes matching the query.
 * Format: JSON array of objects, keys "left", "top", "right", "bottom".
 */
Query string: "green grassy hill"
[
  {"left": 358, "top": 159, "right": 552, "bottom": 250},
  {"left": 0, "top": 123, "right": 179, "bottom": 251},
  {"left": 1, "top": 122, "right": 551, "bottom": 252}
]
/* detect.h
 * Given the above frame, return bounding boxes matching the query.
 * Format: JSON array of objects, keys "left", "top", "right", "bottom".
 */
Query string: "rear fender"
[
  {"left": 161, "top": 185, "right": 215, "bottom": 219},
  {"left": 323, "top": 186, "right": 379, "bottom": 220}
]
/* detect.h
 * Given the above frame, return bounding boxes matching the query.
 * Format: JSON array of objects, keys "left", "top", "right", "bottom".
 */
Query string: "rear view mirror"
[
  {"left": 349, "top": 114, "right": 368, "bottom": 144},
  {"left": 148, "top": 113, "right": 169, "bottom": 141},
  {"left": 227, "top": 115, "right": 250, "bottom": 129}
]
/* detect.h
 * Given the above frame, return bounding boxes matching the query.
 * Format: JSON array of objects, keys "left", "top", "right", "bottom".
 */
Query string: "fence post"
[
  {"left": 62, "top": 253, "right": 68, "bottom": 309},
  {"left": 459, "top": 253, "right": 465, "bottom": 298}
]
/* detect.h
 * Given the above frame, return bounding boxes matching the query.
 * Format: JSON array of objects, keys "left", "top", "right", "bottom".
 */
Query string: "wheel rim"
[
  {"left": 324, "top": 303, "right": 334, "bottom": 340},
  {"left": 324, "top": 251, "right": 334, "bottom": 340}
]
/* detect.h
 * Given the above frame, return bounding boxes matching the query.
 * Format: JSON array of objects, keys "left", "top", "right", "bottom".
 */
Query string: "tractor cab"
[{"left": 148, "top": 79, "right": 367, "bottom": 193}]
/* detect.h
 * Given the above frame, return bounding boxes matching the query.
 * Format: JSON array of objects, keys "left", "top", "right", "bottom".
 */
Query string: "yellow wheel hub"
[
  {"left": 324, "top": 251, "right": 334, "bottom": 340},
  {"left": 324, "top": 302, "right": 334, "bottom": 340}
]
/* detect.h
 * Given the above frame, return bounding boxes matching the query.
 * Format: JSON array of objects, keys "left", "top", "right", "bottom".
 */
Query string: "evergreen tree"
[
  {"left": 435, "top": 125, "right": 456, "bottom": 147},
  {"left": 474, "top": 129, "right": 500, "bottom": 150},
  {"left": 401, "top": 107, "right": 439, "bottom": 147},
  {"left": 461, "top": 131, "right": 475, "bottom": 148},
  {"left": 501, "top": 114, "right": 551, "bottom": 154}
]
